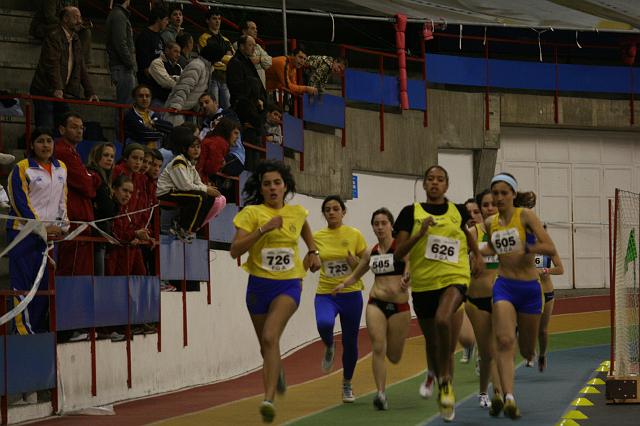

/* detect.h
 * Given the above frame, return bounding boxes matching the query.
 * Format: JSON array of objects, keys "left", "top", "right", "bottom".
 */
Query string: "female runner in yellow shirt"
[
  {"left": 483, "top": 172, "right": 555, "bottom": 419},
  {"left": 311, "top": 195, "right": 367, "bottom": 403},
  {"left": 230, "top": 160, "right": 321, "bottom": 423},
  {"left": 394, "top": 165, "right": 483, "bottom": 422}
]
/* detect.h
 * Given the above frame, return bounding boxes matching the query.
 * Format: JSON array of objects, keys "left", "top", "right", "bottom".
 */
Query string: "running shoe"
[
  {"left": 342, "top": 382, "right": 355, "bottom": 403},
  {"left": 503, "top": 398, "right": 521, "bottom": 419},
  {"left": 538, "top": 354, "right": 547, "bottom": 372},
  {"left": 460, "top": 345, "right": 474, "bottom": 364},
  {"left": 259, "top": 400, "right": 275, "bottom": 423},
  {"left": 438, "top": 381, "right": 455, "bottom": 422},
  {"left": 489, "top": 394, "right": 504, "bottom": 417},
  {"left": 478, "top": 393, "right": 491, "bottom": 408},
  {"left": 277, "top": 369, "right": 287, "bottom": 394},
  {"left": 524, "top": 358, "right": 534, "bottom": 367},
  {"left": 321, "top": 342, "right": 336, "bottom": 373},
  {"left": 373, "top": 392, "right": 388, "bottom": 410},
  {"left": 418, "top": 371, "right": 436, "bottom": 399}
]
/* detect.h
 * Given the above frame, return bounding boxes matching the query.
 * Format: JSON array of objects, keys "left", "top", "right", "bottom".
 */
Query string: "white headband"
[{"left": 491, "top": 174, "right": 518, "bottom": 192}]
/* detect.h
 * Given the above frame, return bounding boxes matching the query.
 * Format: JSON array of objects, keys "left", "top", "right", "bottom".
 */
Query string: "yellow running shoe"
[
  {"left": 438, "top": 381, "right": 456, "bottom": 422},
  {"left": 259, "top": 400, "right": 275, "bottom": 423},
  {"left": 489, "top": 394, "right": 504, "bottom": 417},
  {"left": 503, "top": 398, "right": 521, "bottom": 419}
]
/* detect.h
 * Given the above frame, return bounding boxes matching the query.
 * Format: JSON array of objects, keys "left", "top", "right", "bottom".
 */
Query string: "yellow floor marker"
[
  {"left": 588, "top": 378, "right": 605, "bottom": 386},
  {"left": 600, "top": 360, "right": 611, "bottom": 367},
  {"left": 563, "top": 410, "right": 589, "bottom": 420},
  {"left": 556, "top": 419, "right": 580, "bottom": 426},
  {"left": 595, "top": 365, "right": 608, "bottom": 372},
  {"left": 580, "top": 386, "right": 600, "bottom": 394},
  {"left": 571, "top": 398, "right": 594, "bottom": 406}
]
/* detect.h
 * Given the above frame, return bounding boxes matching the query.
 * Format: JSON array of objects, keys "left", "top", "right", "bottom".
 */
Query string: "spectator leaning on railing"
[
  {"left": 86, "top": 142, "right": 118, "bottom": 276},
  {"left": 7, "top": 127, "right": 69, "bottom": 335},
  {"left": 148, "top": 41, "right": 183, "bottom": 105},
  {"left": 266, "top": 46, "right": 318, "bottom": 97},
  {"left": 30, "top": 6, "right": 98, "bottom": 130},
  {"left": 305, "top": 55, "right": 346, "bottom": 93},
  {"left": 106, "top": 0, "right": 136, "bottom": 106},
  {"left": 54, "top": 112, "right": 101, "bottom": 276}
]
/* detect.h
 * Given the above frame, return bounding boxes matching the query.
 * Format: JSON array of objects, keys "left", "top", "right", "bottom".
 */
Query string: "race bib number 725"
[
  {"left": 261, "top": 248, "right": 295, "bottom": 272},
  {"left": 323, "top": 260, "right": 351, "bottom": 278}
]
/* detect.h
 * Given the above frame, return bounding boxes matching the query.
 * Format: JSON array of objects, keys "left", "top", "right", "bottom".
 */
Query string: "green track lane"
[{"left": 288, "top": 327, "right": 610, "bottom": 426}]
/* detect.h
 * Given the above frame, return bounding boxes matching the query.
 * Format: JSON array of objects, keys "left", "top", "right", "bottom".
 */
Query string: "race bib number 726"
[{"left": 261, "top": 248, "right": 295, "bottom": 272}]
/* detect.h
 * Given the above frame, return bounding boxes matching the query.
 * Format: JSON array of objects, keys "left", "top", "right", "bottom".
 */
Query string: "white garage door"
[{"left": 496, "top": 127, "right": 640, "bottom": 289}]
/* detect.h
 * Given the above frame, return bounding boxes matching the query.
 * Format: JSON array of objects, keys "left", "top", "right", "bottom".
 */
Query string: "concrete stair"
[{"left": 0, "top": 8, "right": 119, "bottom": 152}]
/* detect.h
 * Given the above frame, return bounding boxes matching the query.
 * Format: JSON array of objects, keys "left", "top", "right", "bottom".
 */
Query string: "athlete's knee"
[
  {"left": 495, "top": 333, "right": 515, "bottom": 351},
  {"left": 260, "top": 331, "right": 279, "bottom": 352},
  {"left": 434, "top": 311, "right": 451, "bottom": 331}
]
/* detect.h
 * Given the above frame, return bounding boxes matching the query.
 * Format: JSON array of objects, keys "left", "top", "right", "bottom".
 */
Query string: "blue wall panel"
[
  {"left": 129, "top": 276, "right": 160, "bottom": 323},
  {"left": 94, "top": 276, "right": 128, "bottom": 327},
  {"left": 407, "top": 79, "right": 426, "bottom": 110},
  {"left": 558, "top": 63, "right": 636, "bottom": 93},
  {"left": 209, "top": 203, "right": 239, "bottom": 243},
  {"left": 425, "top": 53, "right": 639, "bottom": 94},
  {"left": 56, "top": 276, "right": 94, "bottom": 331},
  {"left": 159, "top": 235, "right": 185, "bottom": 281},
  {"left": 426, "top": 54, "right": 486, "bottom": 86},
  {"left": 266, "top": 142, "right": 284, "bottom": 161},
  {"left": 489, "top": 58, "right": 555, "bottom": 90},
  {"left": 302, "top": 94, "right": 345, "bottom": 128},
  {"left": 345, "top": 69, "right": 383, "bottom": 104},
  {"left": 7, "top": 333, "right": 55, "bottom": 393},
  {"left": 185, "top": 239, "right": 209, "bottom": 281},
  {"left": 283, "top": 114, "right": 304, "bottom": 152},
  {"left": 382, "top": 75, "right": 400, "bottom": 107}
]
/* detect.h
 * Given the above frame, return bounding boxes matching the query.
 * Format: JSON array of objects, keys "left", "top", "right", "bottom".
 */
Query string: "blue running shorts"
[
  {"left": 492, "top": 276, "right": 543, "bottom": 314},
  {"left": 246, "top": 275, "right": 302, "bottom": 315}
]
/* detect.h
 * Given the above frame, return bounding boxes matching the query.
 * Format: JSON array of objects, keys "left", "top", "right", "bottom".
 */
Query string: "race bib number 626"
[
  {"left": 425, "top": 235, "right": 460, "bottom": 263},
  {"left": 261, "top": 248, "right": 295, "bottom": 272}
]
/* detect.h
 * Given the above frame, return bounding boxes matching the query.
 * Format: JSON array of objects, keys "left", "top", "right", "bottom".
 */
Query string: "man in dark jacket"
[
  {"left": 135, "top": 7, "right": 169, "bottom": 87},
  {"left": 227, "top": 36, "right": 266, "bottom": 111},
  {"left": 29, "top": 0, "right": 92, "bottom": 64},
  {"left": 106, "top": 0, "right": 136, "bottom": 106},
  {"left": 30, "top": 6, "right": 98, "bottom": 129}
]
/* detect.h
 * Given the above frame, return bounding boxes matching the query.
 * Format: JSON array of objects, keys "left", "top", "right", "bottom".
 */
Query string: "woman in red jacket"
[
  {"left": 106, "top": 175, "right": 150, "bottom": 275},
  {"left": 197, "top": 117, "right": 240, "bottom": 182}
]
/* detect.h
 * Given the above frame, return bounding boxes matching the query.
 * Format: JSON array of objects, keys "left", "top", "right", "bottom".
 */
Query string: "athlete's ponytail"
[{"left": 514, "top": 191, "right": 536, "bottom": 209}]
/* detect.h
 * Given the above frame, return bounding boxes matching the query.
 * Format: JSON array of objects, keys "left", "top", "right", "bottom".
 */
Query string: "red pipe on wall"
[{"left": 394, "top": 14, "right": 409, "bottom": 110}]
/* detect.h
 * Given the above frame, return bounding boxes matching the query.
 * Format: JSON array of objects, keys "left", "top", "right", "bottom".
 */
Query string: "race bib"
[
  {"left": 261, "top": 248, "right": 294, "bottom": 272},
  {"left": 479, "top": 242, "right": 499, "bottom": 264},
  {"left": 370, "top": 253, "right": 395, "bottom": 274},
  {"left": 425, "top": 235, "right": 460, "bottom": 264},
  {"left": 323, "top": 260, "right": 352, "bottom": 278},
  {"left": 534, "top": 254, "right": 550, "bottom": 269},
  {"left": 491, "top": 228, "right": 522, "bottom": 255}
]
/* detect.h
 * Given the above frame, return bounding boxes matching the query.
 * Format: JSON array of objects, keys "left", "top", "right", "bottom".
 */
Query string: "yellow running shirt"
[
  {"left": 233, "top": 204, "right": 309, "bottom": 280},
  {"left": 489, "top": 208, "right": 527, "bottom": 256},
  {"left": 408, "top": 202, "right": 471, "bottom": 292},
  {"left": 314, "top": 225, "right": 367, "bottom": 294},
  {"left": 476, "top": 223, "right": 499, "bottom": 269}
]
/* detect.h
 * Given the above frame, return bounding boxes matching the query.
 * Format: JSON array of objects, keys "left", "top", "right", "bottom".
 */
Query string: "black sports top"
[{"left": 369, "top": 240, "right": 406, "bottom": 276}]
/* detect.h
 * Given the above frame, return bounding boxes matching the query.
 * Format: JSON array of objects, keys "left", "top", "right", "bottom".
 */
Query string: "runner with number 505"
[
  {"left": 394, "top": 165, "right": 484, "bottom": 422},
  {"left": 309, "top": 195, "right": 367, "bottom": 404},
  {"left": 481, "top": 172, "right": 556, "bottom": 419}
]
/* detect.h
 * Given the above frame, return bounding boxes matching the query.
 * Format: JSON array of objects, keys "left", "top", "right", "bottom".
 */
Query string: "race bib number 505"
[
  {"left": 425, "top": 235, "right": 460, "bottom": 264},
  {"left": 491, "top": 228, "right": 521, "bottom": 255},
  {"left": 261, "top": 248, "right": 295, "bottom": 272}
]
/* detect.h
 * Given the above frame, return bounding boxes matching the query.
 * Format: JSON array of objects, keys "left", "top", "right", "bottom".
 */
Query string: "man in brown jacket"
[{"left": 30, "top": 6, "right": 98, "bottom": 129}]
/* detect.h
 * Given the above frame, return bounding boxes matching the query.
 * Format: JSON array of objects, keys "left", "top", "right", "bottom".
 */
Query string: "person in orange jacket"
[{"left": 265, "top": 47, "right": 318, "bottom": 97}]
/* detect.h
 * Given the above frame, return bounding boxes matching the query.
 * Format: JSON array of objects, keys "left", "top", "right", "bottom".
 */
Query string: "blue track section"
[{"left": 424, "top": 344, "right": 608, "bottom": 425}]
